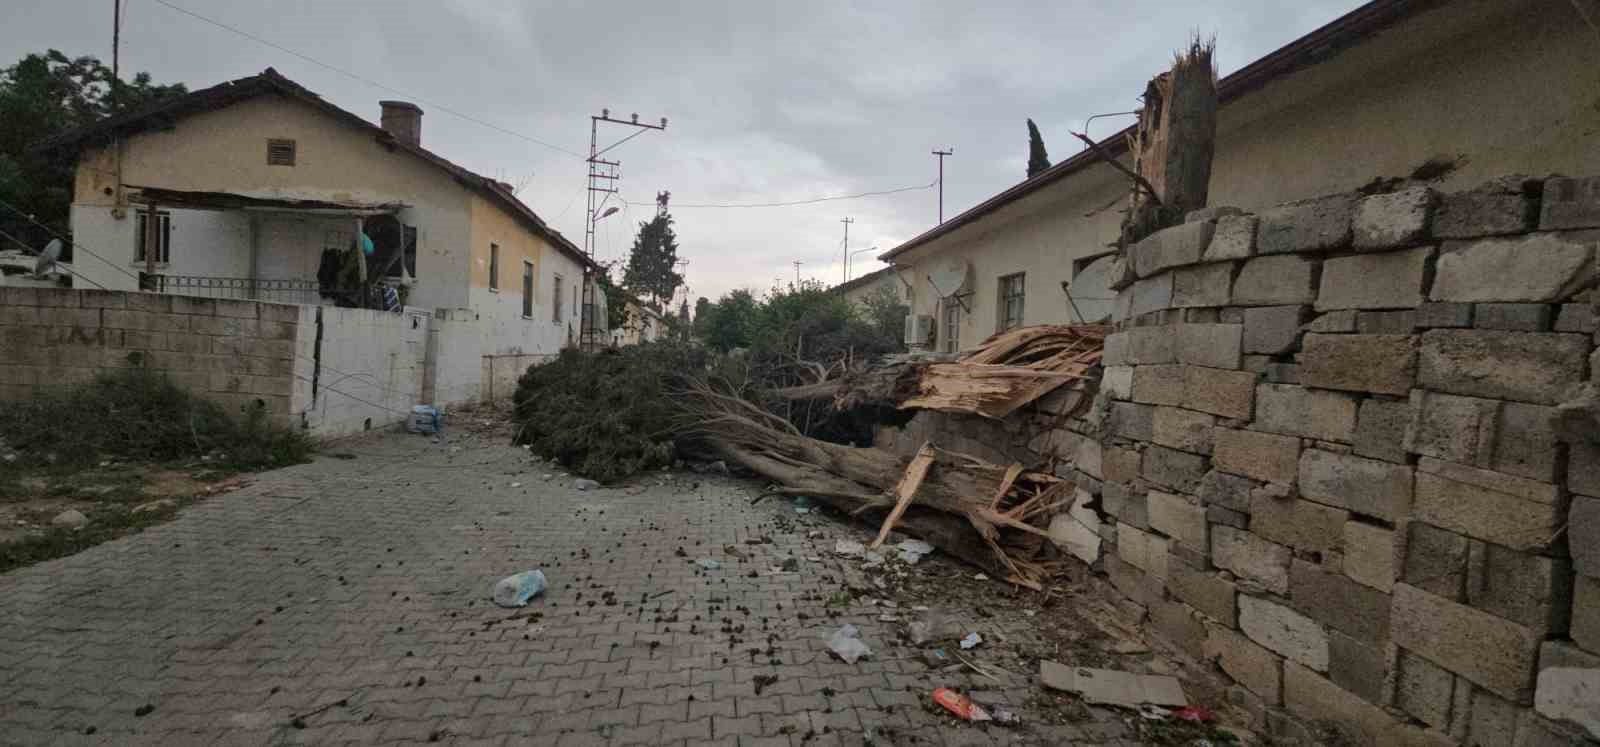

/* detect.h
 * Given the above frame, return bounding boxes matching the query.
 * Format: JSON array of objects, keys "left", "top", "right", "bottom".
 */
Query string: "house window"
[
  {"left": 521, "top": 261, "right": 534, "bottom": 318},
  {"left": 941, "top": 299, "right": 960, "bottom": 353},
  {"left": 488, "top": 243, "right": 499, "bottom": 291},
  {"left": 552, "top": 274, "right": 564, "bottom": 322},
  {"left": 266, "top": 139, "right": 296, "bottom": 166},
  {"left": 998, "top": 273, "right": 1025, "bottom": 331},
  {"left": 134, "top": 211, "right": 171, "bottom": 263}
]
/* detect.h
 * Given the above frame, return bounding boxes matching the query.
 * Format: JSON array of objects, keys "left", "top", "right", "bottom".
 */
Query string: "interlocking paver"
[{"left": 0, "top": 425, "right": 1139, "bottom": 744}]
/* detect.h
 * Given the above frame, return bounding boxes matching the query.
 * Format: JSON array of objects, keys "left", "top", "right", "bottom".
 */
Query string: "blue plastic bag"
[{"left": 492, "top": 570, "right": 547, "bottom": 608}]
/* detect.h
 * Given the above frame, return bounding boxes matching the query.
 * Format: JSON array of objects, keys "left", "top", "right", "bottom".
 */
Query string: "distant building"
[{"left": 833, "top": 265, "right": 910, "bottom": 308}]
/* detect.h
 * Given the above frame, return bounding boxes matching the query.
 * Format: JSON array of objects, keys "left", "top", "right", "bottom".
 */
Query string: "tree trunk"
[{"left": 1122, "top": 39, "right": 1217, "bottom": 247}]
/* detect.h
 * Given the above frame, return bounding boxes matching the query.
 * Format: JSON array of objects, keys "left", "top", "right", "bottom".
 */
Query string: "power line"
[
  {"left": 149, "top": 0, "right": 586, "bottom": 159},
  {"left": 671, "top": 180, "right": 938, "bottom": 209},
  {"left": 0, "top": 196, "right": 145, "bottom": 284}
]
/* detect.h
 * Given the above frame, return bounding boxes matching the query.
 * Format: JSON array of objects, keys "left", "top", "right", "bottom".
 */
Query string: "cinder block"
[
  {"left": 1074, "top": 438, "right": 1103, "bottom": 480},
  {"left": 1257, "top": 193, "right": 1355, "bottom": 255},
  {"left": 1304, "top": 308, "right": 1357, "bottom": 333},
  {"left": 1174, "top": 324, "right": 1243, "bottom": 369},
  {"left": 1212, "top": 525, "right": 1291, "bottom": 594},
  {"left": 1170, "top": 562, "right": 1237, "bottom": 626},
  {"left": 41, "top": 306, "right": 102, "bottom": 328},
  {"left": 1105, "top": 552, "right": 1166, "bottom": 608},
  {"left": 1183, "top": 365, "right": 1256, "bottom": 420},
  {"left": 1131, "top": 220, "right": 1215, "bottom": 277},
  {"left": 1405, "top": 389, "right": 1500, "bottom": 468},
  {"left": 32, "top": 288, "right": 78, "bottom": 307},
  {"left": 1572, "top": 575, "right": 1600, "bottom": 654},
  {"left": 1392, "top": 583, "right": 1542, "bottom": 703},
  {"left": 1353, "top": 186, "right": 1434, "bottom": 250},
  {"left": 1574, "top": 496, "right": 1600, "bottom": 577},
  {"left": 1104, "top": 481, "right": 1148, "bottom": 529},
  {"left": 1418, "top": 329, "right": 1588, "bottom": 406},
  {"left": 1140, "top": 444, "right": 1207, "bottom": 494},
  {"left": 1205, "top": 623, "right": 1283, "bottom": 704},
  {"left": 213, "top": 299, "right": 261, "bottom": 320},
  {"left": 1396, "top": 649, "right": 1457, "bottom": 728},
  {"left": 1118, "top": 523, "right": 1170, "bottom": 580},
  {"left": 1553, "top": 303, "right": 1596, "bottom": 334},
  {"left": 1492, "top": 401, "right": 1561, "bottom": 482},
  {"left": 1119, "top": 326, "right": 1178, "bottom": 364},
  {"left": 1102, "top": 365, "right": 1133, "bottom": 399},
  {"left": 1415, "top": 457, "right": 1561, "bottom": 552},
  {"left": 1188, "top": 206, "right": 1245, "bottom": 223},
  {"left": 0, "top": 287, "right": 40, "bottom": 306},
  {"left": 1264, "top": 362, "right": 1299, "bottom": 384},
  {"left": 1467, "top": 541, "right": 1572, "bottom": 635},
  {"left": 1290, "top": 558, "right": 1391, "bottom": 644},
  {"left": 1574, "top": 443, "right": 1600, "bottom": 498},
  {"left": 1533, "top": 640, "right": 1600, "bottom": 738},
  {"left": 1474, "top": 303, "right": 1554, "bottom": 332},
  {"left": 1343, "top": 521, "right": 1395, "bottom": 593},
  {"left": 1232, "top": 255, "right": 1320, "bottom": 306},
  {"left": 1207, "top": 504, "right": 1248, "bottom": 529},
  {"left": 1315, "top": 245, "right": 1433, "bottom": 311},
  {"left": 126, "top": 292, "right": 173, "bottom": 313},
  {"left": 1198, "top": 468, "right": 1255, "bottom": 512},
  {"left": 1404, "top": 521, "right": 1470, "bottom": 601},
  {"left": 1171, "top": 262, "right": 1235, "bottom": 308},
  {"left": 1299, "top": 333, "right": 1416, "bottom": 396},
  {"left": 1103, "top": 446, "right": 1141, "bottom": 484},
  {"left": 259, "top": 302, "right": 301, "bottom": 324},
  {"left": 1108, "top": 401, "right": 1155, "bottom": 441},
  {"left": 1251, "top": 495, "right": 1348, "bottom": 555},
  {"left": 1242, "top": 305, "right": 1308, "bottom": 354},
  {"left": 1123, "top": 272, "right": 1176, "bottom": 318},
  {"left": 1240, "top": 595, "right": 1329, "bottom": 671},
  {"left": 1356, "top": 310, "right": 1417, "bottom": 334},
  {"left": 1213, "top": 428, "right": 1300, "bottom": 484},
  {"left": 1469, "top": 689, "right": 1519, "bottom": 747},
  {"left": 1131, "top": 364, "right": 1183, "bottom": 406},
  {"left": 1254, "top": 383, "right": 1358, "bottom": 442},
  {"left": 1328, "top": 629, "right": 1390, "bottom": 705},
  {"left": 1540, "top": 175, "right": 1600, "bottom": 230},
  {"left": 1152, "top": 598, "right": 1209, "bottom": 660},
  {"left": 1148, "top": 490, "right": 1207, "bottom": 551},
  {"left": 1515, "top": 708, "right": 1594, "bottom": 747},
  {"left": 1354, "top": 397, "right": 1410, "bottom": 464},
  {"left": 1433, "top": 175, "right": 1539, "bottom": 238},
  {"left": 1151, "top": 406, "right": 1215, "bottom": 454},
  {"left": 76, "top": 289, "right": 128, "bottom": 309},
  {"left": 1431, "top": 234, "right": 1594, "bottom": 303},
  {"left": 1205, "top": 214, "right": 1258, "bottom": 261},
  {"left": 1415, "top": 302, "right": 1473, "bottom": 328},
  {"left": 170, "top": 296, "right": 218, "bottom": 316},
  {"left": 189, "top": 314, "right": 259, "bottom": 337},
  {"left": 1298, "top": 449, "right": 1413, "bottom": 522}
]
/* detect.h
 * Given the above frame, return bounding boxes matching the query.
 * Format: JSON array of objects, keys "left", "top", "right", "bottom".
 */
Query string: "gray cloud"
[{"left": 4, "top": 0, "right": 1362, "bottom": 300}]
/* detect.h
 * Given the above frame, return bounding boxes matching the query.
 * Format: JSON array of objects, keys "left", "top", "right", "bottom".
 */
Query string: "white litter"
[
  {"left": 959, "top": 632, "right": 983, "bottom": 650},
  {"left": 824, "top": 624, "right": 871, "bottom": 663},
  {"left": 895, "top": 539, "right": 936, "bottom": 564},
  {"left": 834, "top": 539, "right": 865, "bottom": 557}
]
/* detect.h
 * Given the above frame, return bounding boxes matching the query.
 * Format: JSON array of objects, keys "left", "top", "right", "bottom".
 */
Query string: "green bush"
[
  {"left": 0, "top": 366, "right": 314, "bottom": 473},
  {"left": 512, "top": 342, "right": 710, "bottom": 483}
]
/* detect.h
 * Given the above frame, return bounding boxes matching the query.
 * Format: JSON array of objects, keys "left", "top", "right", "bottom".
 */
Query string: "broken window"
[
  {"left": 267, "top": 139, "right": 296, "bottom": 166},
  {"left": 134, "top": 211, "right": 171, "bottom": 264},
  {"left": 552, "top": 274, "right": 564, "bottom": 322},
  {"left": 998, "top": 273, "right": 1025, "bottom": 331},
  {"left": 521, "top": 261, "right": 534, "bottom": 318}
]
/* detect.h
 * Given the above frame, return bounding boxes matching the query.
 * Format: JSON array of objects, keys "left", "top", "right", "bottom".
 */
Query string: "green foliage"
[
  {"left": 699, "top": 288, "right": 759, "bottom": 353},
  {"left": 696, "top": 280, "right": 901, "bottom": 383},
  {"left": 512, "top": 343, "right": 708, "bottom": 482},
  {"left": 692, "top": 296, "right": 712, "bottom": 336},
  {"left": 1026, "top": 118, "right": 1051, "bottom": 178},
  {"left": 0, "top": 366, "right": 313, "bottom": 475},
  {"left": 621, "top": 213, "right": 684, "bottom": 307},
  {"left": 0, "top": 50, "right": 186, "bottom": 255},
  {"left": 0, "top": 500, "right": 181, "bottom": 573},
  {"left": 594, "top": 263, "right": 633, "bottom": 337},
  {"left": 860, "top": 284, "right": 911, "bottom": 347}
]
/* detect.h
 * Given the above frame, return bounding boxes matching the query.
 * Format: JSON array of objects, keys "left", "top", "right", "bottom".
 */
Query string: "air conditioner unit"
[{"left": 904, "top": 314, "right": 935, "bottom": 345}]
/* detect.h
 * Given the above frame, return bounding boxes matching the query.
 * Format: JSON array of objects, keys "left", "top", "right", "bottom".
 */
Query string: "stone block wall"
[
  {"left": 0, "top": 287, "right": 300, "bottom": 419},
  {"left": 1085, "top": 175, "right": 1600, "bottom": 744}
]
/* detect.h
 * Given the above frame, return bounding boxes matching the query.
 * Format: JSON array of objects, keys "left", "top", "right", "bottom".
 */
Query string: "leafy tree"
[
  {"left": 859, "top": 284, "right": 910, "bottom": 351},
  {"left": 700, "top": 288, "right": 758, "bottom": 353},
  {"left": 621, "top": 213, "right": 683, "bottom": 308},
  {"left": 677, "top": 298, "right": 691, "bottom": 341},
  {"left": 692, "top": 296, "right": 712, "bottom": 337},
  {"left": 1026, "top": 118, "right": 1051, "bottom": 178},
  {"left": 593, "top": 262, "right": 633, "bottom": 339},
  {"left": 0, "top": 50, "right": 186, "bottom": 257}
]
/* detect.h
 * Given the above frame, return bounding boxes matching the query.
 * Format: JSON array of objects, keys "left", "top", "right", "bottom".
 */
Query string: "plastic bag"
[
  {"left": 824, "top": 624, "right": 871, "bottom": 663},
  {"left": 492, "top": 570, "right": 547, "bottom": 608}
]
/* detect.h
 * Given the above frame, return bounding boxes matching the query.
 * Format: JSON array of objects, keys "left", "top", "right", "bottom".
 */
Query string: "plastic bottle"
[{"left": 492, "top": 570, "right": 547, "bottom": 608}]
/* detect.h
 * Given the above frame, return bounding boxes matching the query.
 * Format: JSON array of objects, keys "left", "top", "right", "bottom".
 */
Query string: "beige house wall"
[
  {"left": 464, "top": 193, "right": 586, "bottom": 358},
  {"left": 892, "top": 0, "right": 1600, "bottom": 350}
]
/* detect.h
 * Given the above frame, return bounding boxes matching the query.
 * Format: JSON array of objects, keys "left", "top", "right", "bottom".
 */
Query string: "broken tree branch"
[{"left": 1070, "top": 131, "right": 1162, "bottom": 207}]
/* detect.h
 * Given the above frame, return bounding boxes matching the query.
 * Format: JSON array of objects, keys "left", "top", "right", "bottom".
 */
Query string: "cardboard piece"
[{"left": 1040, "top": 661, "right": 1188, "bottom": 708}]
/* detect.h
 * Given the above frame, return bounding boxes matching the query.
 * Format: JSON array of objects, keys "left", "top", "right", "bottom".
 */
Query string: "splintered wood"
[{"left": 900, "top": 324, "right": 1106, "bottom": 419}]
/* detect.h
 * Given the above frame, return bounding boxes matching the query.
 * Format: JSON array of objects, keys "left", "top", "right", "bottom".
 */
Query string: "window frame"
[
  {"left": 552, "top": 274, "right": 564, "bottom": 323},
  {"left": 940, "top": 298, "right": 961, "bottom": 354},
  {"left": 997, "top": 272, "right": 1026, "bottom": 332},
  {"left": 134, "top": 210, "right": 172, "bottom": 264},
  {"left": 488, "top": 243, "right": 500, "bottom": 291},
  {"left": 521, "top": 260, "right": 535, "bottom": 319}
]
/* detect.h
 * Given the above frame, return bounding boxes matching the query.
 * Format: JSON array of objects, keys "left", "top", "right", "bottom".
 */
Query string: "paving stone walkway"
[{"left": 0, "top": 428, "right": 1148, "bottom": 746}]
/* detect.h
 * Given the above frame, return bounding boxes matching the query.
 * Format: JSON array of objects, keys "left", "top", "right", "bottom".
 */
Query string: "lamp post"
[{"left": 845, "top": 246, "right": 878, "bottom": 282}]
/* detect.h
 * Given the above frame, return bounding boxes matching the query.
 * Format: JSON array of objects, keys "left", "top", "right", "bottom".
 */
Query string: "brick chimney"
[{"left": 379, "top": 101, "right": 423, "bottom": 147}]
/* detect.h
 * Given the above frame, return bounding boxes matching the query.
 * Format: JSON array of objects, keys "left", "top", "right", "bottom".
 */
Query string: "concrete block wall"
[
  {"left": 1084, "top": 175, "right": 1600, "bottom": 745},
  {"left": 292, "top": 305, "right": 433, "bottom": 438},
  {"left": 0, "top": 287, "right": 300, "bottom": 421}
]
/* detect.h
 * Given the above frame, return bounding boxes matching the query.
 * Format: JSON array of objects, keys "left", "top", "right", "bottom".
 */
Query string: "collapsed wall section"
[{"left": 1080, "top": 175, "right": 1600, "bottom": 744}]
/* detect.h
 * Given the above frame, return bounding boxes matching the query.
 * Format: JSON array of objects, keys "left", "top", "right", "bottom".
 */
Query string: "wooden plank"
[
  {"left": 869, "top": 442, "right": 937, "bottom": 549},
  {"left": 987, "top": 463, "right": 1025, "bottom": 511}
]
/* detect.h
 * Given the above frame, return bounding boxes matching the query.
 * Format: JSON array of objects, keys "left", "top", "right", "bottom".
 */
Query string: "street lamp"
[{"left": 846, "top": 246, "right": 879, "bottom": 282}]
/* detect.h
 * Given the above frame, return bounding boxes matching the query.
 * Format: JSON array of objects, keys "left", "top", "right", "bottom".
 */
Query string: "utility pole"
[
  {"left": 582, "top": 109, "right": 666, "bottom": 350},
  {"left": 793, "top": 260, "right": 803, "bottom": 285},
  {"left": 932, "top": 148, "right": 953, "bottom": 224},
  {"left": 839, "top": 217, "right": 854, "bottom": 284},
  {"left": 656, "top": 190, "right": 671, "bottom": 219}
]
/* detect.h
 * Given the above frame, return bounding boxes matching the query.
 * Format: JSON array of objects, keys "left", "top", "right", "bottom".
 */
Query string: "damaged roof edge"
[
  {"left": 35, "top": 68, "right": 596, "bottom": 271},
  {"left": 877, "top": 0, "right": 1437, "bottom": 263}
]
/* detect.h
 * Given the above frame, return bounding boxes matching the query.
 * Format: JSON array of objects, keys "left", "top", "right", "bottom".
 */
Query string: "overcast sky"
[{"left": 6, "top": 0, "right": 1364, "bottom": 302}]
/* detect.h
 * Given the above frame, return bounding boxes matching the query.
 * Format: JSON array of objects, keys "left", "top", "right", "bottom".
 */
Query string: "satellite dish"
[
  {"left": 34, "top": 239, "right": 62, "bottom": 278},
  {"left": 927, "top": 258, "right": 971, "bottom": 298},
  {"left": 1063, "top": 255, "right": 1117, "bottom": 323}
]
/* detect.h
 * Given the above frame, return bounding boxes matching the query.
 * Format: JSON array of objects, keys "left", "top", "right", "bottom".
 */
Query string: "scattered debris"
[
  {"left": 573, "top": 479, "right": 601, "bottom": 491},
  {"left": 834, "top": 539, "right": 865, "bottom": 557},
  {"left": 959, "top": 632, "right": 983, "bottom": 650},
  {"left": 779, "top": 557, "right": 799, "bottom": 572},
  {"left": 1039, "top": 661, "right": 1188, "bottom": 709},
  {"left": 491, "top": 570, "right": 548, "bottom": 608},
  {"left": 824, "top": 624, "right": 871, "bottom": 663},
  {"left": 752, "top": 674, "right": 779, "bottom": 695},
  {"left": 50, "top": 510, "right": 88, "bottom": 529},
  {"left": 1174, "top": 705, "right": 1216, "bottom": 723},
  {"left": 894, "top": 539, "right": 936, "bottom": 564},
  {"left": 131, "top": 499, "right": 177, "bottom": 514},
  {"left": 932, "top": 688, "right": 991, "bottom": 722},
  {"left": 695, "top": 559, "right": 722, "bottom": 571}
]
